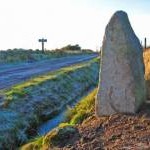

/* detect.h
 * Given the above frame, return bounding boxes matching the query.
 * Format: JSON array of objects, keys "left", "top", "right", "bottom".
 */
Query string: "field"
[
  {"left": 0, "top": 53, "right": 99, "bottom": 149},
  {"left": 0, "top": 49, "right": 95, "bottom": 64}
]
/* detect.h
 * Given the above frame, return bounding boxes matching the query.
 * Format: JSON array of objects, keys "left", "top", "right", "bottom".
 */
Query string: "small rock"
[{"left": 44, "top": 125, "right": 80, "bottom": 148}]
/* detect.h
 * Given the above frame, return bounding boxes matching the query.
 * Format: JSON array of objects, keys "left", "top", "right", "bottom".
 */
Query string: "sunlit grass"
[
  {"left": 65, "top": 88, "right": 97, "bottom": 125},
  {"left": 20, "top": 136, "right": 44, "bottom": 150},
  {"left": 143, "top": 49, "right": 150, "bottom": 98}
]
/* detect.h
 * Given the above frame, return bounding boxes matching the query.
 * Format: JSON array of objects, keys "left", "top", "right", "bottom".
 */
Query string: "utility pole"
[{"left": 38, "top": 38, "right": 47, "bottom": 52}]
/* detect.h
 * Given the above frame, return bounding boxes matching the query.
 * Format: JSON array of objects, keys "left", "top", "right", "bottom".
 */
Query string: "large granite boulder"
[{"left": 96, "top": 11, "right": 146, "bottom": 116}]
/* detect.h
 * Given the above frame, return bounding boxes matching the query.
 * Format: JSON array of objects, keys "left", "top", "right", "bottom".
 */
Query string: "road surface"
[{"left": 0, "top": 54, "right": 98, "bottom": 90}]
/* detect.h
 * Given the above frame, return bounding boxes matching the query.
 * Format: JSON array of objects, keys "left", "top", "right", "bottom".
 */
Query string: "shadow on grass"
[
  {"left": 139, "top": 79, "right": 150, "bottom": 117},
  {"left": 139, "top": 100, "right": 150, "bottom": 117}
]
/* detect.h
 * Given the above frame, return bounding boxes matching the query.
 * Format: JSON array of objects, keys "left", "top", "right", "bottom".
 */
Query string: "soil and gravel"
[{"left": 55, "top": 101, "right": 150, "bottom": 150}]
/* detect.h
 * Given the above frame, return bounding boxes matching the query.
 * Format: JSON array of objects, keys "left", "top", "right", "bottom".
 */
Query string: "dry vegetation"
[{"left": 143, "top": 48, "right": 150, "bottom": 99}]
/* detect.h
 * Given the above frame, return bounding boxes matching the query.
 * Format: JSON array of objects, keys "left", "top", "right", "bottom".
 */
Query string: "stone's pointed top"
[
  {"left": 109, "top": 10, "right": 129, "bottom": 25},
  {"left": 112, "top": 11, "right": 129, "bottom": 23},
  {"left": 105, "top": 10, "right": 141, "bottom": 51},
  {"left": 113, "top": 10, "right": 128, "bottom": 16}
]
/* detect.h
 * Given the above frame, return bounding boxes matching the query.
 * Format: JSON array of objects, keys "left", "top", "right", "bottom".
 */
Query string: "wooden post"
[
  {"left": 38, "top": 38, "right": 47, "bottom": 52},
  {"left": 144, "top": 38, "right": 147, "bottom": 49}
]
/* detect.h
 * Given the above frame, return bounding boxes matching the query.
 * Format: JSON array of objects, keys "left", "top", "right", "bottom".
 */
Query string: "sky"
[{"left": 0, "top": 0, "right": 149, "bottom": 51}]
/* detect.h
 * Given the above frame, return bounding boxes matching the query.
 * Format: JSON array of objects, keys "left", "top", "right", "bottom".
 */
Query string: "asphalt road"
[{"left": 0, "top": 54, "right": 98, "bottom": 90}]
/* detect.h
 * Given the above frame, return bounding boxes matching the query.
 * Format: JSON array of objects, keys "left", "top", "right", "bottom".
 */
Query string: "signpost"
[{"left": 38, "top": 38, "right": 47, "bottom": 52}]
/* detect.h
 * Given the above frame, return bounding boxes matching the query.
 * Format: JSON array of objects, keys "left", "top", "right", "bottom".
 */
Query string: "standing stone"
[{"left": 96, "top": 11, "right": 146, "bottom": 116}]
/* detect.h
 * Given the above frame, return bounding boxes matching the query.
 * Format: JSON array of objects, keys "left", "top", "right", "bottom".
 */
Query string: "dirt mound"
[{"left": 61, "top": 103, "right": 150, "bottom": 150}]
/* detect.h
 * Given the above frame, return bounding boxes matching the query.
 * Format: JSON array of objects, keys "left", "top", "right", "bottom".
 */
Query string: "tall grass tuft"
[{"left": 65, "top": 88, "right": 97, "bottom": 125}]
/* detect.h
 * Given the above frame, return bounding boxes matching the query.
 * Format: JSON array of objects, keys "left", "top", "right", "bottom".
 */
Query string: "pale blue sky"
[{"left": 0, "top": 0, "right": 149, "bottom": 50}]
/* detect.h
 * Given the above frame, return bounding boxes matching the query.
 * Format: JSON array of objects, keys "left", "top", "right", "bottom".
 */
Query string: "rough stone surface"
[{"left": 96, "top": 11, "right": 146, "bottom": 116}]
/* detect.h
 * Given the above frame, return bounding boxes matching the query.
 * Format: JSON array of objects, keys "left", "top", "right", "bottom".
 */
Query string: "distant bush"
[{"left": 60, "top": 44, "right": 81, "bottom": 51}]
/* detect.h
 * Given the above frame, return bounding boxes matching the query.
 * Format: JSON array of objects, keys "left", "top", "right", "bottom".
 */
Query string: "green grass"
[
  {"left": 20, "top": 136, "right": 44, "bottom": 150},
  {"left": 20, "top": 88, "right": 97, "bottom": 150},
  {"left": 65, "top": 88, "right": 97, "bottom": 125},
  {"left": 2, "top": 57, "right": 99, "bottom": 106}
]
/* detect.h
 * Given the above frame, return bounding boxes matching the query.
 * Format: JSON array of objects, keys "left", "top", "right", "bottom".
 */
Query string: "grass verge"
[
  {"left": 0, "top": 57, "right": 99, "bottom": 149},
  {"left": 20, "top": 88, "right": 97, "bottom": 150}
]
